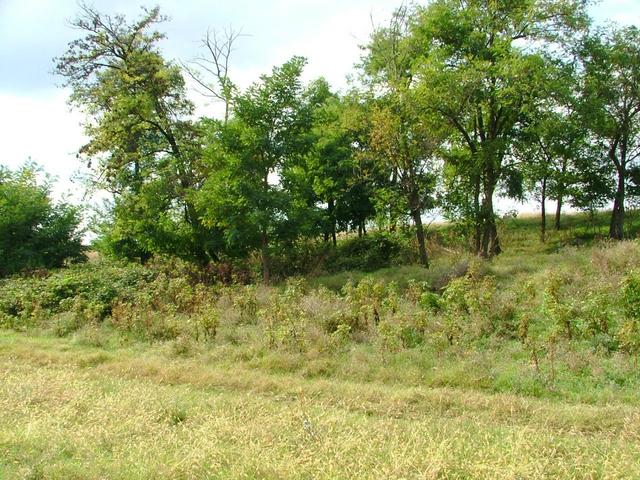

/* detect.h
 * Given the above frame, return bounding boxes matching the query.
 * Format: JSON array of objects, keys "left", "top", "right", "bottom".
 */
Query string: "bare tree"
[{"left": 183, "top": 27, "right": 244, "bottom": 123}]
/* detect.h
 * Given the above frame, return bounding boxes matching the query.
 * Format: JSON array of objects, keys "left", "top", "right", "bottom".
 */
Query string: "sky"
[{"left": 1, "top": 0, "right": 639, "bottom": 210}]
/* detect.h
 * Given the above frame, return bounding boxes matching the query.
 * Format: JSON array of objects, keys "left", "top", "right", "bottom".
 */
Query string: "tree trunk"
[
  {"left": 609, "top": 167, "right": 625, "bottom": 240},
  {"left": 480, "top": 174, "right": 500, "bottom": 258},
  {"left": 540, "top": 177, "right": 547, "bottom": 243},
  {"left": 555, "top": 159, "right": 567, "bottom": 231},
  {"left": 412, "top": 209, "right": 429, "bottom": 268},
  {"left": 261, "top": 230, "right": 270, "bottom": 285},
  {"left": 328, "top": 198, "right": 337, "bottom": 246},
  {"left": 473, "top": 174, "right": 482, "bottom": 254},
  {"left": 555, "top": 196, "right": 562, "bottom": 231}
]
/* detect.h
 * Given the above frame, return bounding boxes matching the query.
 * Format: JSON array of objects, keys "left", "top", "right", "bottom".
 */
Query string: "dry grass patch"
[{"left": 1, "top": 332, "right": 640, "bottom": 479}]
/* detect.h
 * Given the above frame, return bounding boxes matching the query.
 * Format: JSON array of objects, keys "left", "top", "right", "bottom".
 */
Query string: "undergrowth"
[{"left": 2, "top": 226, "right": 640, "bottom": 402}]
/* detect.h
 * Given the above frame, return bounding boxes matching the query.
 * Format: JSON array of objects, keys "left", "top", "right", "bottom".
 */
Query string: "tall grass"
[
  {"left": 2, "top": 212, "right": 640, "bottom": 478},
  {"left": 1, "top": 332, "right": 640, "bottom": 479}
]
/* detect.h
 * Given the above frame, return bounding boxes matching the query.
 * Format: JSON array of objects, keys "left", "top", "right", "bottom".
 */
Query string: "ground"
[
  {"left": 1, "top": 331, "right": 639, "bottom": 479},
  {"left": 2, "top": 211, "right": 640, "bottom": 479}
]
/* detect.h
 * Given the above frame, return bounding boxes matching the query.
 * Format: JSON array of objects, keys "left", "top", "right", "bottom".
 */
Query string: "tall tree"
[
  {"left": 303, "top": 80, "right": 352, "bottom": 246},
  {"left": 362, "top": 5, "right": 442, "bottom": 267},
  {"left": 515, "top": 57, "right": 586, "bottom": 240},
  {"left": 55, "top": 4, "right": 217, "bottom": 262},
  {"left": 579, "top": 26, "right": 640, "bottom": 240},
  {"left": 410, "top": 0, "right": 589, "bottom": 257},
  {"left": 197, "top": 57, "right": 314, "bottom": 283}
]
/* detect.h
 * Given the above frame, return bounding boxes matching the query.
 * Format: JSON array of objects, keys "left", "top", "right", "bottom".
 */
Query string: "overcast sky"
[{"left": 1, "top": 0, "right": 639, "bottom": 207}]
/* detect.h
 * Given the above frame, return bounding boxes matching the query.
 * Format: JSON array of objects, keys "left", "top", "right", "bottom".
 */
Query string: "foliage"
[
  {"left": 409, "top": 0, "right": 589, "bottom": 257},
  {"left": 55, "top": 3, "right": 221, "bottom": 263},
  {"left": 619, "top": 271, "right": 640, "bottom": 364},
  {"left": 361, "top": 5, "right": 442, "bottom": 266},
  {"left": 196, "top": 57, "right": 318, "bottom": 283},
  {"left": 326, "top": 232, "right": 412, "bottom": 273},
  {"left": 0, "top": 164, "right": 84, "bottom": 276},
  {"left": 261, "top": 278, "right": 308, "bottom": 351},
  {"left": 542, "top": 271, "right": 576, "bottom": 340},
  {"left": 579, "top": 25, "right": 640, "bottom": 239}
]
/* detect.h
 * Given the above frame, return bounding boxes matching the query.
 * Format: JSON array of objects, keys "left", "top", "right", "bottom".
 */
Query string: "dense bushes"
[
  {"left": 267, "top": 231, "right": 417, "bottom": 279},
  {"left": 0, "top": 165, "right": 85, "bottom": 276},
  {"left": 325, "top": 232, "right": 416, "bottom": 272},
  {"left": 0, "top": 242, "right": 639, "bottom": 357},
  {"left": 3, "top": 239, "right": 640, "bottom": 398}
]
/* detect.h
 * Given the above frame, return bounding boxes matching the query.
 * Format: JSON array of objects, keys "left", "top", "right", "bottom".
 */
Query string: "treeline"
[{"left": 52, "top": 1, "right": 640, "bottom": 282}]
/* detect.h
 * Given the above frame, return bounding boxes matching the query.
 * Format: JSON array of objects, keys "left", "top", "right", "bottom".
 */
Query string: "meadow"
[{"left": 2, "top": 212, "right": 640, "bottom": 479}]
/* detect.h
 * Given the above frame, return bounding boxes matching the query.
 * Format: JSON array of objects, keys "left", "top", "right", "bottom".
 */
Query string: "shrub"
[
  {"left": 541, "top": 271, "right": 575, "bottom": 340},
  {"left": 377, "top": 319, "right": 403, "bottom": 353},
  {"left": 618, "top": 271, "right": 640, "bottom": 366},
  {"left": 232, "top": 285, "right": 259, "bottom": 324},
  {"left": 341, "top": 277, "right": 405, "bottom": 329},
  {"left": 440, "top": 263, "right": 496, "bottom": 343},
  {"left": 0, "top": 164, "right": 85, "bottom": 277},
  {"left": 326, "top": 232, "right": 413, "bottom": 273},
  {"left": 405, "top": 279, "right": 431, "bottom": 304},
  {"left": 261, "top": 279, "right": 308, "bottom": 351}
]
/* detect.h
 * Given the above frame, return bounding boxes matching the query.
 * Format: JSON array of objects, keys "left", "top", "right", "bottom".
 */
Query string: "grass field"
[
  {"left": 1, "top": 331, "right": 640, "bottom": 479},
  {"left": 2, "top": 211, "right": 640, "bottom": 479}
]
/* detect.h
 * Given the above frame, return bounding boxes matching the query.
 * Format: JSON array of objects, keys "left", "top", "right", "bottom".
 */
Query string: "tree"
[
  {"left": 515, "top": 57, "right": 587, "bottom": 240},
  {"left": 0, "top": 164, "right": 84, "bottom": 276},
  {"left": 183, "top": 27, "right": 243, "bottom": 124},
  {"left": 303, "top": 81, "right": 380, "bottom": 246},
  {"left": 361, "top": 5, "right": 442, "bottom": 267},
  {"left": 197, "top": 57, "right": 315, "bottom": 283},
  {"left": 337, "top": 91, "right": 380, "bottom": 237},
  {"left": 55, "top": 3, "right": 219, "bottom": 262},
  {"left": 410, "top": 0, "right": 589, "bottom": 257},
  {"left": 579, "top": 26, "right": 640, "bottom": 240}
]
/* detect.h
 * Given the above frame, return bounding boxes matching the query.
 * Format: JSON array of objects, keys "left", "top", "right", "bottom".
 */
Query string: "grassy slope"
[
  {"left": 1, "top": 331, "right": 640, "bottom": 479},
  {"left": 310, "top": 209, "right": 640, "bottom": 292},
  {"left": 3, "top": 211, "right": 640, "bottom": 479}
]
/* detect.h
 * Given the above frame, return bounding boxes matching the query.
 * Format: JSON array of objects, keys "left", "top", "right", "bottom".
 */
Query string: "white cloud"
[{"left": 0, "top": 89, "right": 88, "bottom": 203}]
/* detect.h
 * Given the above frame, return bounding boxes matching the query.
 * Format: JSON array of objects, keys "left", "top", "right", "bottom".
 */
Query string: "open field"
[
  {"left": 3, "top": 212, "right": 640, "bottom": 478},
  {"left": 1, "top": 331, "right": 640, "bottom": 479}
]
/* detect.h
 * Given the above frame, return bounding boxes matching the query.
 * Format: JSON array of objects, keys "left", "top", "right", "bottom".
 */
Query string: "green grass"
[
  {"left": 2, "top": 331, "right": 640, "bottom": 479},
  {"left": 3, "top": 211, "right": 640, "bottom": 478}
]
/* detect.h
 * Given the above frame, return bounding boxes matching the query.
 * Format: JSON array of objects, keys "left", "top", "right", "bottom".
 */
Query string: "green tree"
[
  {"left": 579, "top": 26, "right": 640, "bottom": 240},
  {"left": 55, "top": 4, "right": 219, "bottom": 262},
  {"left": 0, "top": 164, "right": 84, "bottom": 276},
  {"left": 303, "top": 82, "right": 378, "bottom": 245},
  {"left": 362, "top": 5, "right": 442, "bottom": 267},
  {"left": 337, "top": 91, "right": 380, "bottom": 237},
  {"left": 410, "top": 0, "right": 589, "bottom": 257},
  {"left": 197, "top": 57, "right": 315, "bottom": 283},
  {"left": 515, "top": 57, "right": 587, "bottom": 240}
]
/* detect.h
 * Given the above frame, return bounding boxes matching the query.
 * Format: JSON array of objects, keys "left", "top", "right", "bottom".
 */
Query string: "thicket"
[
  {"left": 0, "top": 165, "right": 84, "bottom": 276},
  {"left": 3, "top": 240, "right": 640, "bottom": 392},
  {"left": 46, "top": 2, "right": 640, "bottom": 283}
]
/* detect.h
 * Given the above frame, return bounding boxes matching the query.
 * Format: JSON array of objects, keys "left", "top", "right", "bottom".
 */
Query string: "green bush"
[
  {"left": 0, "top": 164, "right": 84, "bottom": 276},
  {"left": 0, "top": 260, "right": 153, "bottom": 331},
  {"left": 261, "top": 279, "right": 308, "bottom": 351},
  {"left": 327, "top": 232, "right": 413, "bottom": 272}
]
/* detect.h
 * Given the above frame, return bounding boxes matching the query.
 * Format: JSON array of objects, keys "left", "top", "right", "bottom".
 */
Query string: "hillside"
[{"left": 2, "top": 212, "right": 640, "bottom": 478}]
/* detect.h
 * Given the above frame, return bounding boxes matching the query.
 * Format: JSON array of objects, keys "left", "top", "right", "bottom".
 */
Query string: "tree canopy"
[{"left": 44, "top": 1, "right": 640, "bottom": 280}]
